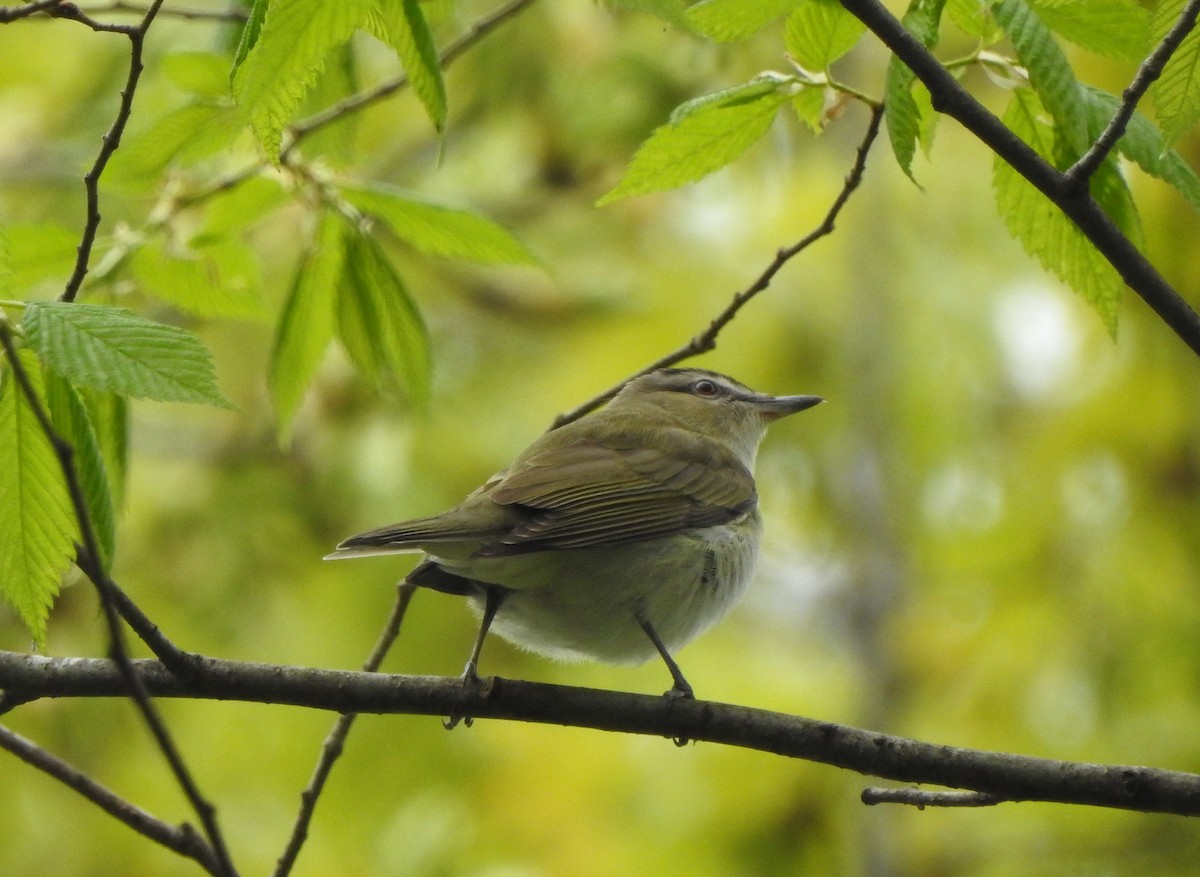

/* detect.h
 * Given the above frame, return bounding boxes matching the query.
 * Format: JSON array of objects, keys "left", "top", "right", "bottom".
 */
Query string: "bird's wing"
[{"left": 480, "top": 431, "right": 756, "bottom": 555}]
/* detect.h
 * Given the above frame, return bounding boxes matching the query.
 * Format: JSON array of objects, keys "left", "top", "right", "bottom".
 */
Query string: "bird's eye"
[{"left": 691, "top": 379, "right": 720, "bottom": 397}]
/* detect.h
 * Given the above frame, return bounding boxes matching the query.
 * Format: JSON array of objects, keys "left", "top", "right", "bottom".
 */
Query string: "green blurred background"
[{"left": 3, "top": 1, "right": 1200, "bottom": 874}]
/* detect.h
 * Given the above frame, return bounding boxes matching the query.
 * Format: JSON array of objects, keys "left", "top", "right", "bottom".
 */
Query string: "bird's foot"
[
  {"left": 443, "top": 661, "right": 486, "bottom": 730},
  {"left": 662, "top": 681, "right": 695, "bottom": 747}
]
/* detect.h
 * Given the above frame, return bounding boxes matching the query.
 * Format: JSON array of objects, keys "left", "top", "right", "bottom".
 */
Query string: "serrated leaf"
[
  {"left": 163, "top": 51, "right": 233, "bottom": 98},
  {"left": 946, "top": 0, "right": 1003, "bottom": 41},
  {"left": 686, "top": 0, "right": 802, "bottom": 42},
  {"left": 0, "top": 350, "right": 77, "bottom": 645},
  {"left": 885, "top": 0, "right": 946, "bottom": 182},
  {"left": 994, "top": 89, "right": 1123, "bottom": 333},
  {"left": 106, "top": 103, "right": 233, "bottom": 192},
  {"left": 785, "top": 0, "right": 866, "bottom": 71},
  {"left": 369, "top": 0, "right": 446, "bottom": 133},
  {"left": 1081, "top": 85, "right": 1200, "bottom": 213},
  {"left": 298, "top": 44, "right": 359, "bottom": 164},
  {"left": 21, "top": 303, "right": 233, "bottom": 407},
  {"left": 44, "top": 371, "right": 116, "bottom": 569},
  {"left": 270, "top": 212, "right": 342, "bottom": 435},
  {"left": 79, "top": 387, "right": 127, "bottom": 511},
  {"left": 129, "top": 238, "right": 266, "bottom": 320},
  {"left": 1031, "top": 0, "right": 1148, "bottom": 63},
  {"left": 233, "top": 0, "right": 373, "bottom": 161},
  {"left": 993, "top": 0, "right": 1089, "bottom": 154},
  {"left": 231, "top": 0, "right": 269, "bottom": 78},
  {"left": 792, "top": 86, "right": 827, "bottom": 132},
  {"left": 598, "top": 79, "right": 790, "bottom": 205},
  {"left": 1152, "top": 0, "right": 1200, "bottom": 146},
  {"left": 0, "top": 223, "right": 78, "bottom": 295},
  {"left": 341, "top": 183, "right": 537, "bottom": 264},
  {"left": 335, "top": 231, "right": 430, "bottom": 401}
]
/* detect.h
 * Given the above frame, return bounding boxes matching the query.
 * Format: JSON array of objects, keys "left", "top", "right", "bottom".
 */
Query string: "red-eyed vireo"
[{"left": 327, "top": 368, "right": 823, "bottom": 697}]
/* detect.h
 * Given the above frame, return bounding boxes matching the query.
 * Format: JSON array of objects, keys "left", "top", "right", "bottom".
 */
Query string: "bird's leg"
[
  {"left": 462, "top": 585, "right": 506, "bottom": 684},
  {"left": 445, "top": 586, "right": 506, "bottom": 730},
  {"left": 636, "top": 613, "right": 694, "bottom": 700}
]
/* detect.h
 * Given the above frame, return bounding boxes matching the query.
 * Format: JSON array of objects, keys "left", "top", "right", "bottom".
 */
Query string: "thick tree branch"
[
  {"left": 837, "top": 0, "right": 1200, "bottom": 360},
  {"left": 552, "top": 104, "right": 886, "bottom": 428},
  {"left": 4, "top": 651, "right": 1200, "bottom": 817},
  {"left": 0, "top": 724, "right": 225, "bottom": 874}
]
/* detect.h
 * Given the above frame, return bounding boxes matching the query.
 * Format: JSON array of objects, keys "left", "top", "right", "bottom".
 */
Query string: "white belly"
[{"left": 432, "top": 515, "right": 761, "bottom": 664}]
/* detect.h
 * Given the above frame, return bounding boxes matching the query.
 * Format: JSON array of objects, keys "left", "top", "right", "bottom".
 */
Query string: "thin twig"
[
  {"left": 0, "top": 0, "right": 60, "bottom": 22},
  {"left": 58, "top": 0, "right": 165, "bottom": 301},
  {"left": 273, "top": 583, "right": 417, "bottom": 877},
  {"left": 1065, "top": 0, "right": 1200, "bottom": 187},
  {"left": 80, "top": 1, "right": 248, "bottom": 21},
  {"left": 0, "top": 724, "right": 224, "bottom": 874},
  {"left": 0, "top": 324, "right": 240, "bottom": 877},
  {"left": 551, "top": 103, "right": 886, "bottom": 429},
  {"left": 861, "top": 786, "right": 1005, "bottom": 808},
  {"left": 106, "top": 576, "right": 201, "bottom": 678}
]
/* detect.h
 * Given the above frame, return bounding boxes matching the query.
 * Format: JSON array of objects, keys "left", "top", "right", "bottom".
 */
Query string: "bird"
[{"left": 326, "top": 367, "right": 823, "bottom": 698}]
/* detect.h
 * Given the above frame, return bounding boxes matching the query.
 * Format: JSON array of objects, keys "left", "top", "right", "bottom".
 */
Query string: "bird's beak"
[{"left": 748, "top": 393, "right": 824, "bottom": 421}]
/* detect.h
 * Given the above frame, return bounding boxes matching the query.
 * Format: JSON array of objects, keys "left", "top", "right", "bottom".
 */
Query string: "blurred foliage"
[{"left": 3, "top": 1, "right": 1200, "bottom": 876}]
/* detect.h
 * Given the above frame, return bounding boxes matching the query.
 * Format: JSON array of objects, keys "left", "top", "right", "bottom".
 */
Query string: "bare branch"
[
  {"left": 0, "top": 0, "right": 61, "bottom": 22},
  {"left": 5, "top": 650, "right": 1200, "bottom": 817},
  {"left": 273, "top": 583, "right": 417, "bottom": 877},
  {"left": 80, "top": 1, "right": 248, "bottom": 21},
  {"left": 551, "top": 104, "right": 886, "bottom": 428},
  {"left": 862, "top": 786, "right": 1004, "bottom": 808},
  {"left": 58, "top": 0, "right": 166, "bottom": 301},
  {"left": 837, "top": 0, "right": 1200, "bottom": 360},
  {"left": 1065, "top": 0, "right": 1200, "bottom": 187},
  {"left": 0, "top": 724, "right": 224, "bottom": 874}
]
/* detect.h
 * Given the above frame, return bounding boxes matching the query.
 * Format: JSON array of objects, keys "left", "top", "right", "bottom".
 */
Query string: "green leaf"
[
  {"left": 297, "top": 44, "right": 359, "bottom": 164},
  {"left": 44, "top": 371, "right": 116, "bottom": 569},
  {"left": 686, "top": 0, "right": 802, "bottom": 42},
  {"left": 335, "top": 231, "right": 430, "bottom": 401},
  {"left": 0, "top": 223, "right": 79, "bottom": 295},
  {"left": 0, "top": 350, "right": 76, "bottom": 645},
  {"left": 21, "top": 303, "right": 233, "bottom": 407},
  {"left": 946, "top": 0, "right": 1003, "bottom": 41},
  {"left": 993, "top": 0, "right": 1089, "bottom": 155},
  {"left": 1080, "top": 86, "right": 1200, "bottom": 213},
  {"left": 604, "top": 0, "right": 695, "bottom": 32},
  {"left": 79, "top": 388, "right": 128, "bottom": 512},
  {"left": 993, "top": 89, "right": 1124, "bottom": 334},
  {"left": 270, "top": 212, "right": 342, "bottom": 435},
  {"left": 106, "top": 103, "right": 234, "bottom": 192},
  {"left": 785, "top": 0, "right": 866, "bottom": 71},
  {"left": 369, "top": 0, "right": 447, "bottom": 133},
  {"left": 232, "top": 0, "right": 373, "bottom": 161},
  {"left": 885, "top": 0, "right": 946, "bottom": 182},
  {"left": 792, "top": 86, "right": 827, "bottom": 133},
  {"left": 1030, "top": 0, "right": 1148, "bottom": 63},
  {"left": 598, "top": 78, "right": 790, "bottom": 205},
  {"left": 341, "top": 183, "right": 538, "bottom": 264},
  {"left": 163, "top": 51, "right": 233, "bottom": 99},
  {"left": 1152, "top": 0, "right": 1200, "bottom": 145},
  {"left": 231, "top": 0, "right": 269, "bottom": 79},
  {"left": 199, "top": 176, "right": 289, "bottom": 238},
  {"left": 129, "top": 238, "right": 266, "bottom": 320}
]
